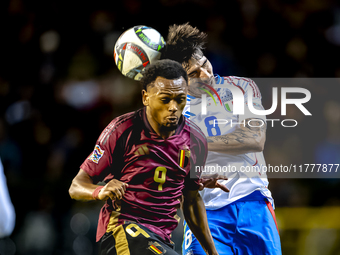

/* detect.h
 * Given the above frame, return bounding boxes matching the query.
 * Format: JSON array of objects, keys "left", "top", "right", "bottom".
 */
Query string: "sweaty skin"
[
  {"left": 142, "top": 76, "right": 188, "bottom": 139},
  {"left": 184, "top": 54, "right": 266, "bottom": 156},
  {"left": 185, "top": 55, "right": 214, "bottom": 98}
]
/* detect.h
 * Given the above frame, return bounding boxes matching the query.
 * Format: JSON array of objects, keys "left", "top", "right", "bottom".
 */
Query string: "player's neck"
[
  {"left": 145, "top": 109, "right": 176, "bottom": 139},
  {"left": 158, "top": 129, "right": 176, "bottom": 139}
]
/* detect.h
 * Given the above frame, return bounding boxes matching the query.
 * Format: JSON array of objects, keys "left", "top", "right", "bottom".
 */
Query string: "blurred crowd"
[{"left": 0, "top": 0, "right": 340, "bottom": 254}]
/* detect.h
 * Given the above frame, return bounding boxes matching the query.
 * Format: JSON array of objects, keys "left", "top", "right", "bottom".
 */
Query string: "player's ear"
[{"left": 142, "top": 90, "right": 149, "bottom": 106}]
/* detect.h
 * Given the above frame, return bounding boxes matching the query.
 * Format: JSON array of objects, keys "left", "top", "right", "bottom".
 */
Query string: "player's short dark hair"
[
  {"left": 140, "top": 59, "right": 188, "bottom": 91},
  {"left": 160, "top": 23, "right": 207, "bottom": 69}
]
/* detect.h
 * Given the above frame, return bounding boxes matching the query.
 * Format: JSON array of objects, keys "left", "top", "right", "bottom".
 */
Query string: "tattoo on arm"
[
  {"left": 207, "top": 118, "right": 266, "bottom": 145},
  {"left": 244, "top": 119, "right": 267, "bottom": 133}
]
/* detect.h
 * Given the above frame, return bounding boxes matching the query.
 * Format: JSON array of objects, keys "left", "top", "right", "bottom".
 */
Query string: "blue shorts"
[{"left": 182, "top": 191, "right": 282, "bottom": 255}]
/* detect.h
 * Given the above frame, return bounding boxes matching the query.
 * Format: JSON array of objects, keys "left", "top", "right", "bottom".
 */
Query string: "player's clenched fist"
[{"left": 98, "top": 179, "right": 129, "bottom": 201}]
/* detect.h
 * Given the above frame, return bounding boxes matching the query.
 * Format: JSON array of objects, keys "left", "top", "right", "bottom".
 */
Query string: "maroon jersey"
[{"left": 81, "top": 108, "right": 207, "bottom": 242}]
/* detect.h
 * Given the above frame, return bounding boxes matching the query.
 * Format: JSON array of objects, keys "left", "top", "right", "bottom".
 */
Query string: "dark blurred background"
[{"left": 1, "top": 0, "right": 340, "bottom": 254}]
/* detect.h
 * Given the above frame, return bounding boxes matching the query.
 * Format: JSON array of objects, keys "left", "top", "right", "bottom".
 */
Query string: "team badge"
[
  {"left": 147, "top": 241, "right": 166, "bottom": 254},
  {"left": 220, "top": 87, "right": 234, "bottom": 113},
  {"left": 88, "top": 145, "right": 104, "bottom": 164},
  {"left": 179, "top": 146, "right": 191, "bottom": 168},
  {"left": 224, "top": 100, "right": 233, "bottom": 113}
]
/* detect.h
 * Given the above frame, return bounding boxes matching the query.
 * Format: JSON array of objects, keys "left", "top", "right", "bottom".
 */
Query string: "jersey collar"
[{"left": 141, "top": 107, "right": 185, "bottom": 138}]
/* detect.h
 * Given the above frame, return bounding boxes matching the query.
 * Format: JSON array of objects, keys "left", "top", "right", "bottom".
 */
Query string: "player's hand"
[
  {"left": 97, "top": 179, "right": 129, "bottom": 201},
  {"left": 198, "top": 174, "right": 229, "bottom": 192}
]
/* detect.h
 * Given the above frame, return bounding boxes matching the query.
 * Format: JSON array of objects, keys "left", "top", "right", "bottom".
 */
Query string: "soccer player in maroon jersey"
[{"left": 69, "top": 59, "right": 219, "bottom": 255}]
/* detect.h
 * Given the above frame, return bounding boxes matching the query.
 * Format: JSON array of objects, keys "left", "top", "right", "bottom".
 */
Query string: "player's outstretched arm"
[
  {"left": 69, "top": 169, "right": 128, "bottom": 201},
  {"left": 207, "top": 118, "right": 266, "bottom": 155},
  {"left": 182, "top": 189, "right": 219, "bottom": 255}
]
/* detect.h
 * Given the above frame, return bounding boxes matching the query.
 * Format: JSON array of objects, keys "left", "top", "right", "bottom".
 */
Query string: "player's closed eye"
[
  {"left": 161, "top": 98, "right": 170, "bottom": 103},
  {"left": 176, "top": 98, "right": 186, "bottom": 104},
  {"left": 188, "top": 71, "right": 197, "bottom": 78}
]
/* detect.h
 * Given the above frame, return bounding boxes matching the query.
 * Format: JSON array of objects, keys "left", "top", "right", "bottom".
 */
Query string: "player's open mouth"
[{"left": 166, "top": 116, "right": 178, "bottom": 123}]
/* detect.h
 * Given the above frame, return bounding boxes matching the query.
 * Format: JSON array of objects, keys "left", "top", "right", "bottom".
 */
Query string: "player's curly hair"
[
  {"left": 160, "top": 23, "right": 208, "bottom": 68},
  {"left": 140, "top": 59, "right": 188, "bottom": 91}
]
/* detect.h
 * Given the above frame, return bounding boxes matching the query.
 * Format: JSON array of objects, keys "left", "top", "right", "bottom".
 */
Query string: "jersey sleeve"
[
  {"left": 235, "top": 77, "right": 266, "bottom": 122},
  {"left": 80, "top": 118, "right": 123, "bottom": 177}
]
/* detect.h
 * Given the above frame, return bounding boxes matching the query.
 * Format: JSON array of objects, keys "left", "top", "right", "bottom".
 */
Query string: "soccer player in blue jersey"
[{"left": 161, "top": 23, "right": 282, "bottom": 255}]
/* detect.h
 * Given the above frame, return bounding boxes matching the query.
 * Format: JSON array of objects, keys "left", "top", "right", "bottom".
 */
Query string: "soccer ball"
[{"left": 113, "top": 25, "right": 166, "bottom": 80}]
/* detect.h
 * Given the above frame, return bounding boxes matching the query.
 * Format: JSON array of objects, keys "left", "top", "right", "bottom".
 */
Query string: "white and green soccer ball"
[{"left": 113, "top": 25, "right": 166, "bottom": 80}]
